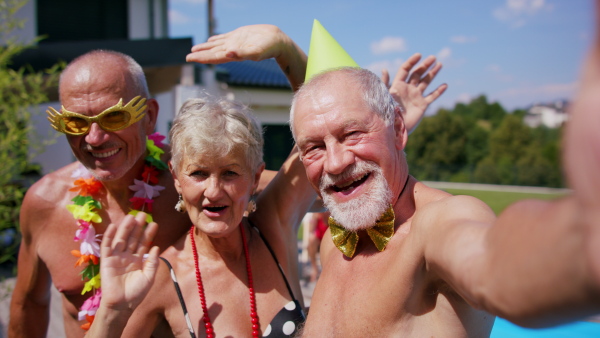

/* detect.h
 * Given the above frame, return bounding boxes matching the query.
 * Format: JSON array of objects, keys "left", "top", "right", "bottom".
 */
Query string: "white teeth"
[
  {"left": 92, "top": 149, "right": 119, "bottom": 158},
  {"left": 336, "top": 173, "right": 368, "bottom": 189}
]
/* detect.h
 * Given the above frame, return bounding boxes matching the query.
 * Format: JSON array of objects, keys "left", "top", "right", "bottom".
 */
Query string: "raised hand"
[
  {"left": 381, "top": 53, "right": 447, "bottom": 134},
  {"left": 186, "top": 24, "right": 307, "bottom": 91},
  {"left": 99, "top": 213, "right": 159, "bottom": 312},
  {"left": 187, "top": 24, "right": 296, "bottom": 64}
]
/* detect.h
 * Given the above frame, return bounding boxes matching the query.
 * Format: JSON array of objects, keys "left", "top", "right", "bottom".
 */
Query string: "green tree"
[
  {"left": 0, "top": 0, "right": 62, "bottom": 264},
  {"left": 406, "top": 109, "right": 468, "bottom": 181}
]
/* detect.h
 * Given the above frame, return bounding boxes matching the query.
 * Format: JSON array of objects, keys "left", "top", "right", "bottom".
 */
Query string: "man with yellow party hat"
[{"left": 291, "top": 19, "right": 600, "bottom": 336}]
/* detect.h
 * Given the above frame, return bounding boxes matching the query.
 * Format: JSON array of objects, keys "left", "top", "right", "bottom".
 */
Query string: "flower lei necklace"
[{"left": 66, "top": 132, "right": 167, "bottom": 330}]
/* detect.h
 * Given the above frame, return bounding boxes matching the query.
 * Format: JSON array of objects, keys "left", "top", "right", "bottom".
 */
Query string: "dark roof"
[
  {"left": 10, "top": 38, "right": 193, "bottom": 70},
  {"left": 215, "top": 59, "right": 291, "bottom": 90}
]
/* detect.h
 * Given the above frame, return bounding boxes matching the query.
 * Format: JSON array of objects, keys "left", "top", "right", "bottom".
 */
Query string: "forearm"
[
  {"left": 274, "top": 33, "right": 307, "bottom": 92},
  {"left": 9, "top": 295, "right": 50, "bottom": 338},
  {"left": 429, "top": 197, "right": 600, "bottom": 327},
  {"left": 481, "top": 197, "right": 600, "bottom": 326}
]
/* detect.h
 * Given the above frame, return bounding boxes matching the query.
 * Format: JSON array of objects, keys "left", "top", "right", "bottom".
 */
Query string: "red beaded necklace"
[{"left": 189, "top": 223, "right": 260, "bottom": 338}]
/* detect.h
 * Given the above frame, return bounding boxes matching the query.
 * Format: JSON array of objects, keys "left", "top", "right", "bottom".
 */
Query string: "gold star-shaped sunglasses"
[{"left": 46, "top": 96, "right": 147, "bottom": 136}]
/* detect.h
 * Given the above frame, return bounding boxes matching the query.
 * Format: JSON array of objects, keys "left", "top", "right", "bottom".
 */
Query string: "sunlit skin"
[
  {"left": 293, "top": 72, "right": 408, "bottom": 207},
  {"left": 172, "top": 148, "right": 264, "bottom": 239},
  {"left": 292, "top": 71, "right": 495, "bottom": 337},
  {"left": 59, "top": 62, "right": 158, "bottom": 183}
]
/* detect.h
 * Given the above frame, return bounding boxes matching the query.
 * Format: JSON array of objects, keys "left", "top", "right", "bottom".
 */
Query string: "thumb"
[{"left": 143, "top": 246, "right": 160, "bottom": 283}]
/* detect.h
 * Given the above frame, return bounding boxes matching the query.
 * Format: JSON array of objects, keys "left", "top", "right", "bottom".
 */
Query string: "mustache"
[
  {"left": 81, "top": 142, "right": 121, "bottom": 152},
  {"left": 319, "top": 161, "right": 378, "bottom": 192}
]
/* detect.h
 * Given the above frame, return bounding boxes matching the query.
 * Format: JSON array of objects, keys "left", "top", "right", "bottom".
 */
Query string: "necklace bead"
[{"left": 190, "top": 223, "right": 260, "bottom": 337}]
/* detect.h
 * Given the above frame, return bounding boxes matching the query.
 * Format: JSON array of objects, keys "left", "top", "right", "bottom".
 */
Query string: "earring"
[
  {"left": 246, "top": 194, "right": 257, "bottom": 214},
  {"left": 175, "top": 194, "right": 186, "bottom": 213}
]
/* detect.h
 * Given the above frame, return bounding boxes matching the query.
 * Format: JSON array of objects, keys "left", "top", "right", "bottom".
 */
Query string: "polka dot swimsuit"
[{"left": 160, "top": 225, "right": 305, "bottom": 337}]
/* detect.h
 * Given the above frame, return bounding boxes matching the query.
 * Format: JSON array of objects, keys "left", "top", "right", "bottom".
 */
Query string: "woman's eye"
[
  {"left": 190, "top": 171, "right": 208, "bottom": 178},
  {"left": 224, "top": 170, "right": 239, "bottom": 177}
]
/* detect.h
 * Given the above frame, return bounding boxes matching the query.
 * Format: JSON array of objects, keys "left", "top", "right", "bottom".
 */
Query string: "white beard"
[{"left": 320, "top": 161, "right": 392, "bottom": 232}]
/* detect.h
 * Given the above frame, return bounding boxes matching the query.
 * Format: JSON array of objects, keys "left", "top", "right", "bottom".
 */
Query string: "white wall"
[
  {"left": 0, "top": 0, "right": 36, "bottom": 44},
  {"left": 129, "top": 0, "right": 168, "bottom": 39}
]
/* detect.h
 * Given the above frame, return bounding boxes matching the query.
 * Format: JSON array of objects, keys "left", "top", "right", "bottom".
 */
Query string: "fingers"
[
  {"left": 143, "top": 246, "right": 160, "bottom": 281},
  {"left": 101, "top": 222, "right": 118, "bottom": 259},
  {"left": 105, "top": 213, "right": 149, "bottom": 255},
  {"left": 424, "top": 83, "right": 448, "bottom": 104},
  {"left": 381, "top": 69, "right": 390, "bottom": 88},
  {"left": 396, "top": 53, "right": 422, "bottom": 82},
  {"left": 408, "top": 55, "right": 436, "bottom": 86},
  {"left": 417, "top": 61, "right": 443, "bottom": 92},
  {"left": 136, "top": 221, "right": 159, "bottom": 257}
]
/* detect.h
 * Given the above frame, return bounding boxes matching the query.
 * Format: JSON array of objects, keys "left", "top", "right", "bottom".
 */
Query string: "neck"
[
  {"left": 191, "top": 221, "right": 249, "bottom": 261},
  {"left": 98, "top": 154, "right": 148, "bottom": 203},
  {"left": 392, "top": 174, "right": 416, "bottom": 228}
]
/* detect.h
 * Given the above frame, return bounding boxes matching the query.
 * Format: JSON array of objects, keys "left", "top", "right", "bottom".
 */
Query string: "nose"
[
  {"left": 324, "top": 142, "right": 354, "bottom": 175},
  {"left": 84, "top": 123, "right": 110, "bottom": 146},
  {"left": 204, "top": 176, "right": 224, "bottom": 200}
]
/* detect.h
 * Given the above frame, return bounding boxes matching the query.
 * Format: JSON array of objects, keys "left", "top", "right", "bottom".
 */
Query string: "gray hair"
[
  {"left": 60, "top": 50, "right": 150, "bottom": 99},
  {"left": 169, "top": 96, "right": 264, "bottom": 174},
  {"left": 290, "top": 67, "right": 399, "bottom": 140}
]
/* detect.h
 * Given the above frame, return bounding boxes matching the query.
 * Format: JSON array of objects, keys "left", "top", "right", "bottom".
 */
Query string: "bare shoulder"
[
  {"left": 412, "top": 183, "right": 495, "bottom": 232},
  {"left": 24, "top": 163, "right": 78, "bottom": 205},
  {"left": 20, "top": 162, "right": 80, "bottom": 234}
]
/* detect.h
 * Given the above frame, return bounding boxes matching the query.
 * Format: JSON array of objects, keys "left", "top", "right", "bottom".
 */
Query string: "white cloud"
[
  {"left": 486, "top": 64, "right": 502, "bottom": 73},
  {"left": 437, "top": 47, "right": 452, "bottom": 62},
  {"left": 370, "top": 36, "right": 407, "bottom": 55},
  {"left": 365, "top": 58, "right": 405, "bottom": 78},
  {"left": 493, "top": 0, "right": 552, "bottom": 28},
  {"left": 451, "top": 36, "right": 477, "bottom": 44},
  {"left": 169, "top": 9, "right": 192, "bottom": 24}
]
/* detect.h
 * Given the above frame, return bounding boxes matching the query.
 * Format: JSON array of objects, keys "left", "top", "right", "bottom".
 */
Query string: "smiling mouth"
[
  {"left": 204, "top": 205, "right": 227, "bottom": 212},
  {"left": 91, "top": 149, "right": 119, "bottom": 158},
  {"left": 330, "top": 173, "right": 370, "bottom": 193}
]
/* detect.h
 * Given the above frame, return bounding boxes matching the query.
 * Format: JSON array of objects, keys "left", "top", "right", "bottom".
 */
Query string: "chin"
[
  {"left": 321, "top": 162, "right": 392, "bottom": 232},
  {"left": 197, "top": 219, "right": 239, "bottom": 237}
]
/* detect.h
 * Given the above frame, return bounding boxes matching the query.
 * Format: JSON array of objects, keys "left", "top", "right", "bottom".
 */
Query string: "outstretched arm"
[
  {"left": 87, "top": 213, "right": 159, "bottom": 337},
  {"left": 186, "top": 24, "right": 307, "bottom": 91},
  {"left": 381, "top": 53, "right": 447, "bottom": 134},
  {"left": 420, "top": 24, "right": 600, "bottom": 324}
]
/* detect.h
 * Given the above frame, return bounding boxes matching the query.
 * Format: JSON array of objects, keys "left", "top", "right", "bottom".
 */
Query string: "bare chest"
[{"left": 305, "top": 244, "right": 478, "bottom": 336}]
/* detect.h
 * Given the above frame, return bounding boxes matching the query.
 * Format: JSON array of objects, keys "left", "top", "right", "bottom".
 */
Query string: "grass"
[{"left": 443, "top": 189, "right": 566, "bottom": 215}]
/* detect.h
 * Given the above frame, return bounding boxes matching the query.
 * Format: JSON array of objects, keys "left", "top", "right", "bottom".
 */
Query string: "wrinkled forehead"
[{"left": 60, "top": 62, "right": 136, "bottom": 110}]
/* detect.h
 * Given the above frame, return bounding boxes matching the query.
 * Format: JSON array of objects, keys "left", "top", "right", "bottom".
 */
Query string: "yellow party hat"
[{"left": 305, "top": 19, "right": 360, "bottom": 82}]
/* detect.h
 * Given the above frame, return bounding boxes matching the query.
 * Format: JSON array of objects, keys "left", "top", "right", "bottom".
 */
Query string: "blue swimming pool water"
[{"left": 491, "top": 318, "right": 600, "bottom": 337}]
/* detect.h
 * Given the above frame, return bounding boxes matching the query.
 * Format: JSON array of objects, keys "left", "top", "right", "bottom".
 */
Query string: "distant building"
[
  {"left": 523, "top": 100, "right": 569, "bottom": 128},
  {"left": 6, "top": 0, "right": 294, "bottom": 174}
]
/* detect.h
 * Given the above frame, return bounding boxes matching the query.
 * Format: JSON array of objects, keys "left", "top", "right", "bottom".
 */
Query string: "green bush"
[{"left": 0, "top": 0, "right": 62, "bottom": 265}]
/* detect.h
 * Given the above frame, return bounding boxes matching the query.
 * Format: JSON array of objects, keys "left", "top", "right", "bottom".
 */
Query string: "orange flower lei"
[{"left": 66, "top": 132, "right": 167, "bottom": 330}]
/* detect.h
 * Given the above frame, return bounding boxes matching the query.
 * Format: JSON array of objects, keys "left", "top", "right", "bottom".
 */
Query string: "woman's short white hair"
[{"left": 169, "top": 95, "right": 264, "bottom": 174}]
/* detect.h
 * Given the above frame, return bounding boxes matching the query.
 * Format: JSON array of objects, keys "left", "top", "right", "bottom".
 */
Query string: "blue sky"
[{"left": 169, "top": 0, "right": 594, "bottom": 113}]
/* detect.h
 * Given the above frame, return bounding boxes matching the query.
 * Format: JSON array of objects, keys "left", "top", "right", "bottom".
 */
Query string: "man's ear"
[
  {"left": 394, "top": 106, "right": 408, "bottom": 151},
  {"left": 169, "top": 160, "right": 182, "bottom": 194},
  {"left": 145, "top": 98, "right": 159, "bottom": 134}
]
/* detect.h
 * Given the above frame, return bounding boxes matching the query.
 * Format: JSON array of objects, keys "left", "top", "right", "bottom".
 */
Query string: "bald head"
[{"left": 59, "top": 50, "right": 149, "bottom": 102}]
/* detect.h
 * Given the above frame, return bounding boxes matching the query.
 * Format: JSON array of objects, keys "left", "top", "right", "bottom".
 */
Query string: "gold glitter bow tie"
[{"left": 328, "top": 205, "right": 395, "bottom": 258}]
